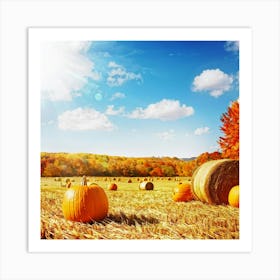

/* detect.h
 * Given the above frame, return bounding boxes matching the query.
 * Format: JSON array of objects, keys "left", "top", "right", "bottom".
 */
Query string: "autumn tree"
[
  {"left": 40, "top": 152, "right": 206, "bottom": 177},
  {"left": 218, "top": 100, "right": 239, "bottom": 160},
  {"left": 149, "top": 167, "right": 164, "bottom": 177}
]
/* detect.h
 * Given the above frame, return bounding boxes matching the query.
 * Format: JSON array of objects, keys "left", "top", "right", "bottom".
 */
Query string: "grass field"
[{"left": 41, "top": 176, "right": 239, "bottom": 239}]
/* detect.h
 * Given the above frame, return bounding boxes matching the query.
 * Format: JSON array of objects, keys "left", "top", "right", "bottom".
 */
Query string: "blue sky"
[{"left": 41, "top": 40, "right": 239, "bottom": 158}]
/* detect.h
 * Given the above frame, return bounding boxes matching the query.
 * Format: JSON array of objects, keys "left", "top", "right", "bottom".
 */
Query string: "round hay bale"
[
  {"left": 108, "top": 183, "right": 118, "bottom": 191},
  {"left": 191, "top": 159, "right": 239, "bottom": 204},
  {"left": 65, "top": 178, "right": 71, "bottom": 188},
  {"left": 139, "top": 181, "right": 154, "bottom": 190},
  {"left": 127, "top": 179, "right": 132, "bottom": 183}
]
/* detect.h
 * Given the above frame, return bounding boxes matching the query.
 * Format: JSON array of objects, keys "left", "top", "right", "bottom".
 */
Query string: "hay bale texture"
[
  {"left": 191, "top": 159, "right": 239, "bottom": 204},
  {"left": 139, "top": 181, "right": 154, "bottom": 190},
  {"left": 108, "top": 183, "right": 118, "bottom": 191}
]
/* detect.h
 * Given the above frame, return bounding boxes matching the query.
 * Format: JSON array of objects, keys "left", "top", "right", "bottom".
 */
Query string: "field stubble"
[{"left": 41, "top": 177, "right": 239, "bottom": 240}]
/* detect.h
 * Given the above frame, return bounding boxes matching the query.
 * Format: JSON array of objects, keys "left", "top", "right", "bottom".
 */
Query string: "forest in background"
[
  {"left": 41, "top": 100, "right": 239, "bottom": 178},
  {"left": 41, "top": 151, "right": 222, "bottom": 177}
]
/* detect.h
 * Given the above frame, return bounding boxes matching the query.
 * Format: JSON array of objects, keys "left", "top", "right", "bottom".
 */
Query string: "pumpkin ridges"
[
  {"left": 82, "top": 186, "right": 93, "bottom": 222},
  {"left": 76, "top": 186, "right": 82, "bottom": 220},
  {"left": 173, "top": 183, "right": 193, "bottom": 202},
  {"left": 228, "top": 185, "right": 239, "bottom": 207},
  {"left": 63, "top": 188, "right": 76, "bottom": 221},
  {"left": 62, "top": 185, "right": 108, "bottom": 222},
  {"left": 89, "top": 186, "right": 109, "bottom": 221},
  {"left": 76, "top": 186, "right": 82, "bottom": 221}
]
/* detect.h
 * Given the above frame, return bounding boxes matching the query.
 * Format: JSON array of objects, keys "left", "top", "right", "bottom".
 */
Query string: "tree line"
[
  {"left": 41, "top": 99, "right": 239, "bottom": 178},
  {"left": 41, "top": 151, "right": 223, "bottom": 178}
]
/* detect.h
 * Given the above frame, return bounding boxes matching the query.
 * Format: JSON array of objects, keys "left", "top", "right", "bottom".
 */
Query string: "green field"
[{"left": 41, "top": 176, "right": 239, "bottom": 239}]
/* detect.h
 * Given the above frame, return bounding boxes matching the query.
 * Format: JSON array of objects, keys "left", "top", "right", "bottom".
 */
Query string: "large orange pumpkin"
[
  {"left": 228, "top": 185, "right": 239, "bottom": 207},
  {"left": 173, "top": 183, "right": 193, "bottom": 202},
  {"left": 62, "top": 185, "right": 108, "bottom": 222},
  {"left": 108, "top": 183, "right": 118, "bottom": 191}
]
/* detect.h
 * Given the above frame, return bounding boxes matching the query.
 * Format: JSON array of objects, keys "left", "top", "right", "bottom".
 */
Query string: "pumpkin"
[
  {"left": 108, "top": 183, "right": 118, "bottom": 191},
  {"left": 173, "top": 183, "right": 193, "bottom": 202},
  {"left": 139, "top": 181, "right": 154, "bottom": 190},
  {"left": 192, "top": 159, "right": 239, "bottom": 204},
  {"left": 228, "top": 185, "right": 239, "bottom": 207},
  {"left": 62, "top": 185, "right": 108, "bottom": 222}
]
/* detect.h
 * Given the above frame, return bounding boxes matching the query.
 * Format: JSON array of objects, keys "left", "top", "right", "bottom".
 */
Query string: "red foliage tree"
[
  {"left": 196, "top": 151, "right": 222, "bottom": 166},
  {"left": 218, "top": 100, "right": 239, "bottom": 159}
]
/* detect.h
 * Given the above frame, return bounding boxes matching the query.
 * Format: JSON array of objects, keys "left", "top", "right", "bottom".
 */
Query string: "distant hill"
[{"left": 180, "top": 157, "right": 197, "bottom": 162}]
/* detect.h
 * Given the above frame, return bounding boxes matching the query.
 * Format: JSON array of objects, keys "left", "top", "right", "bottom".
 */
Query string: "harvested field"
[{"left": 41, "top": 177, "right": 239, "bottom": 239}]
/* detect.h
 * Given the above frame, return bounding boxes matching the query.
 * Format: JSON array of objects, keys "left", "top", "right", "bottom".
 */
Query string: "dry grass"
[{"left": 41, "top": 177, "right": 239, "bottom": 240}]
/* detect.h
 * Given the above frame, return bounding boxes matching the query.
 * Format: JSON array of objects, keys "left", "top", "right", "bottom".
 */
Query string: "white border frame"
[
  {"left": 28, "top": 27, "right": 252, "bottom": 253},
  {"left": 1, "top": 1, "right": 279, "bottom": 279}
]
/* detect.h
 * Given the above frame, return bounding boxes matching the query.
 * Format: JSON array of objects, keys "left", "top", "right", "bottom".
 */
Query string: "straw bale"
[
  {"left": 108, "top": 183, "right": 118, "bottom": 191},
  {"left": 191, "top": 159, "right": 239, "bottom": 204},
  {"left": 139, "top": 181, "right": 154, "bottom": 190}
]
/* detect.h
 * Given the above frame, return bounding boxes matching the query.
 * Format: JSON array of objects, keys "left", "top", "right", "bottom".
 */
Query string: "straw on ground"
[{"left": 41, "top": 176, "right": 239, "bottom": 240}]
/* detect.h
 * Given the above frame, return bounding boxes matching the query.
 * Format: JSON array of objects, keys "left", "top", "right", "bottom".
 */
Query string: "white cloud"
[
  {"left": 58, "top": 107, "right": 115, "bottom": 131},
  {"left": 108, "top": 61, "right": 122, "bottom": 68},
  {"left": 194, "top": 126, "right": 210, "bottom": 136},
  {"left": 107, "top": 61, "right": 142, "bottom": 87},
  {"left": 192, "top": 69, "right": 233, "bottom": 97},
  {"left": 41, "top": 41, "right": 101, "bottom": 101},
  {"left": 110, "top": 92, "right": 126, "bottom": 100},
  {"left": 105, "top": 105, "right": 125, "bottom": 116},
  {"left": 128, "top": 99, "right": 194, "bottom": 121},
  {"left": 156, "top": 130, "right": 175, "bottom": 141},
  {"left": 224, "top": 41, "right": 239, "bottom": 52}
]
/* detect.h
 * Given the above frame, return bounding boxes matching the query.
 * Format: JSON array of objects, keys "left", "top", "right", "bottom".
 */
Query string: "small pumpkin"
[
  {"left": 173, "top": 183, "right": 193, "bottom": 202},
  {"left": 228, "top": 185, "right": 239, "bottom": 207},
  {"left": 108, "top": 183, "right": 118, "bottom": 191},
  {"left": 62, "top": 185, "right": 109, "bottom": 222}
]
